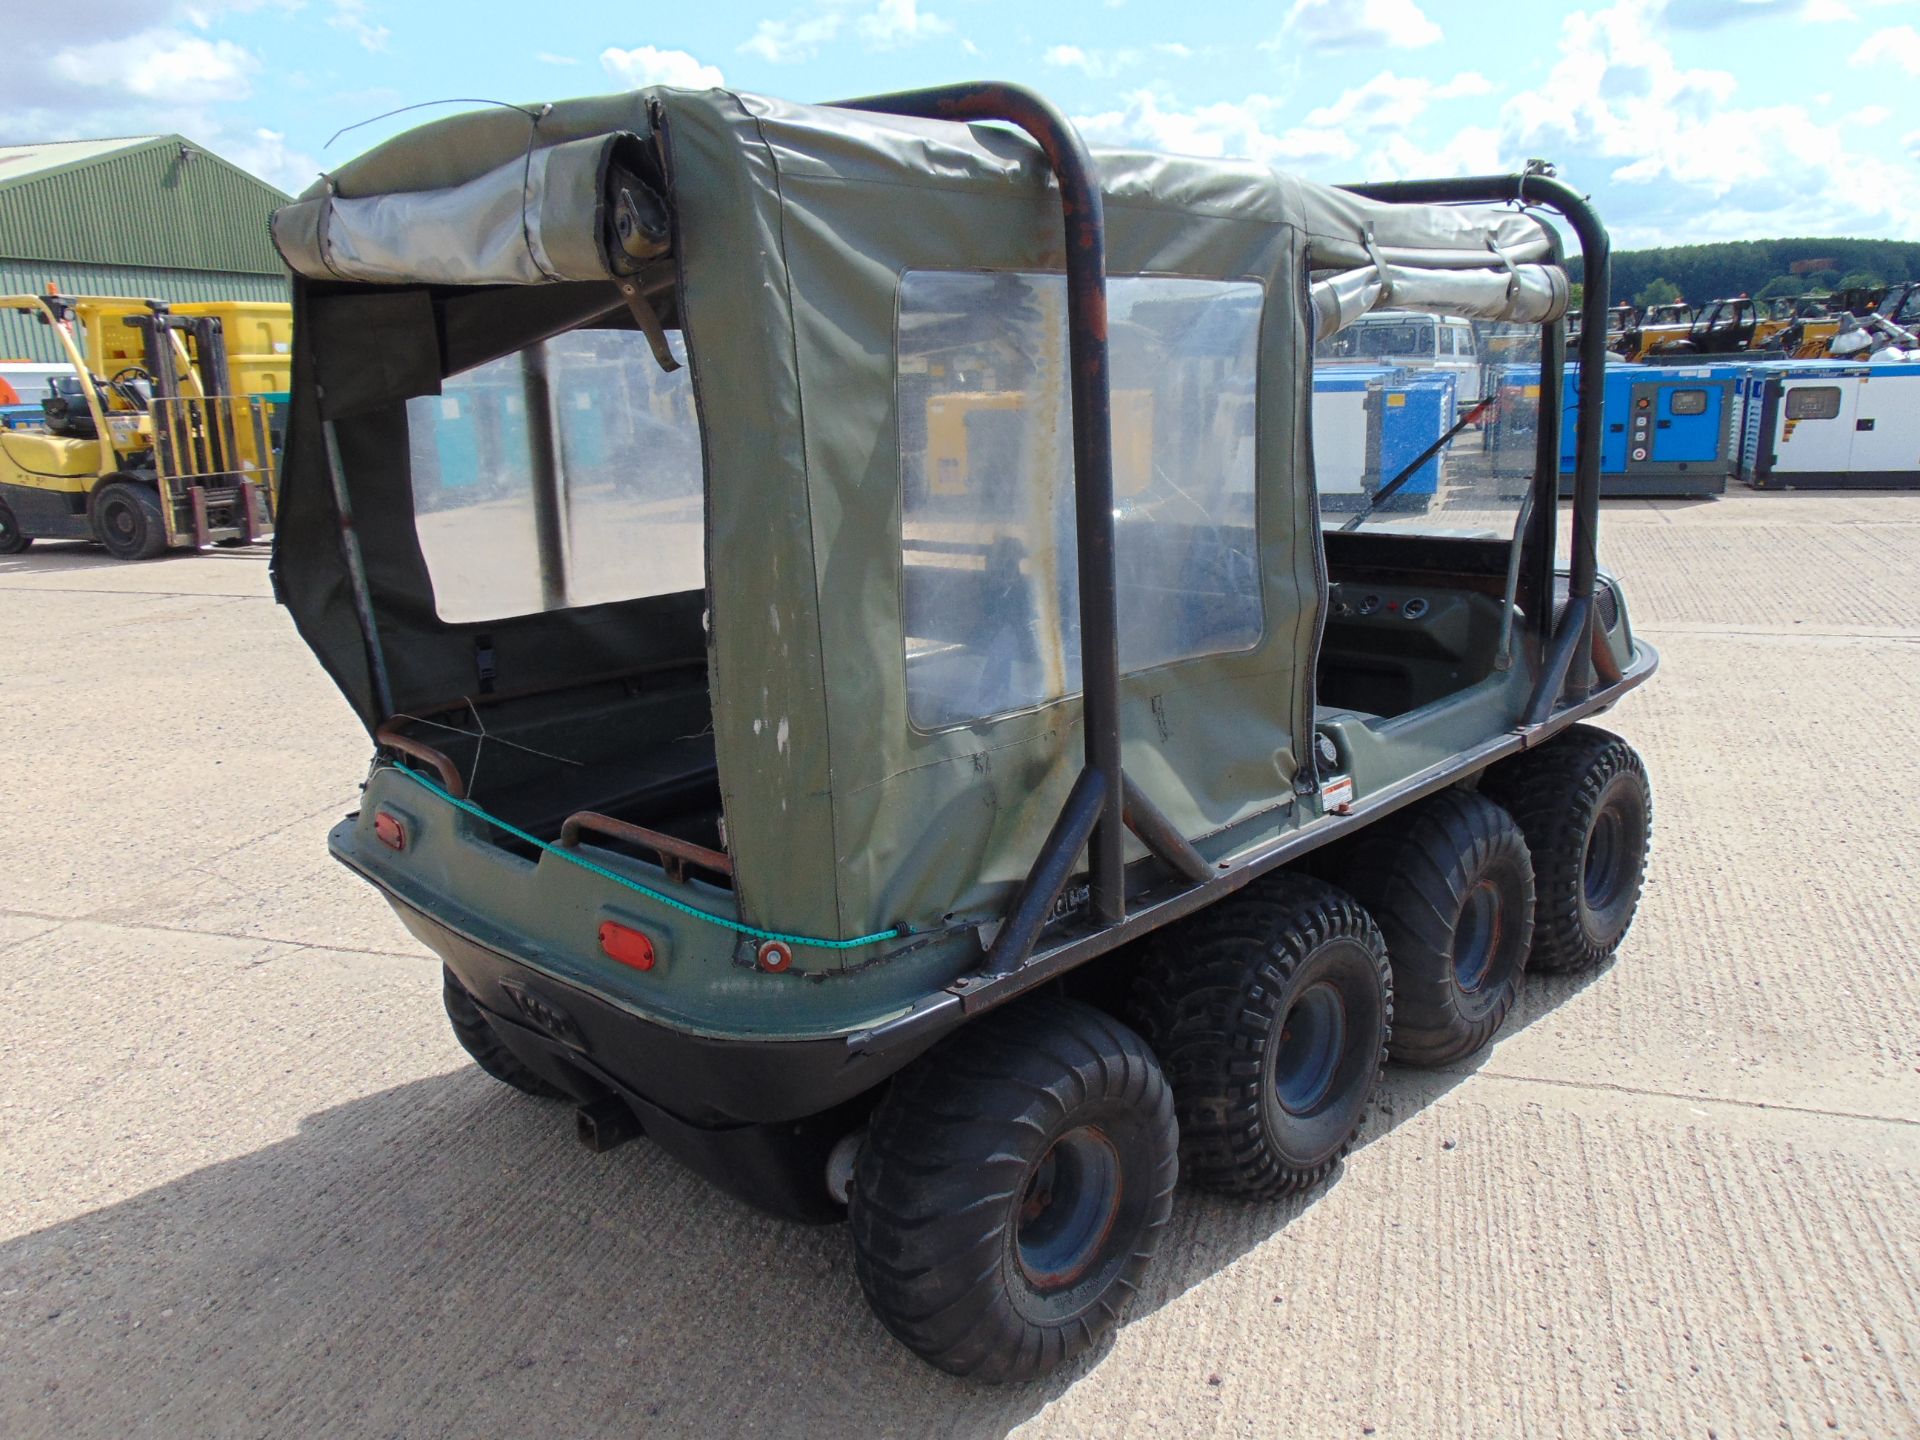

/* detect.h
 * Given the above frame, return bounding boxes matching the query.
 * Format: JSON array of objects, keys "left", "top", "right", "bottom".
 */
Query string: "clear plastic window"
[
  {"left": 898, "top": 272, "right": 1263, "bottom": 730},
  {"left": 407, "top": 329, "right": 704, "bottom": 623},
  {"left": 1670, "top": 389, "right": 1709, "bottom": 416},
  {"left": 1785, "top": 385, "right": 1841, "bottom": 421},
  {"left": 1315, "top": 322, "right": 1525, "bottom": 539}
]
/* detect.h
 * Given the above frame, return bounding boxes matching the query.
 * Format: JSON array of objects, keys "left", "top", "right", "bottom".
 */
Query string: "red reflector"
[
  {"left": 599, "top": 921, "right": 656, "bottom": 971},
  {"left": 373, "top": 810, "right": 406, "bottom": 851}
]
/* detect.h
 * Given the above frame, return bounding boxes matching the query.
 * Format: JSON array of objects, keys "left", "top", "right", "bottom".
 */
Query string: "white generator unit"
[{"left": 1739, "top": 360, "right": 1920, "bottom": 490}]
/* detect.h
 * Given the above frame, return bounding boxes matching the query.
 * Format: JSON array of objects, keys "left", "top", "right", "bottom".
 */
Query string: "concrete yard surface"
[{"left": 2, "top": 490, "right": 1918, "bottom": 1438}]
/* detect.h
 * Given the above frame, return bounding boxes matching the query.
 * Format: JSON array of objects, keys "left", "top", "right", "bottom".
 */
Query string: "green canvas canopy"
[{"left": 271, "top": 86, "right": 1571, "bottom": 945}]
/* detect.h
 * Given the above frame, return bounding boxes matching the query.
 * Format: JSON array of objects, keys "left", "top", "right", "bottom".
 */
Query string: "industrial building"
[{"left": 0, "top": 135, "right": 288, "bottom": 364}]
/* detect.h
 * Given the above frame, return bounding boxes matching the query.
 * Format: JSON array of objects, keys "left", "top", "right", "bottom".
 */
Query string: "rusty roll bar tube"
[
  {"left": 1527, "top": 225, "right": 1568, "bottom": 655},
  {"left": 558, "top": 811, "right": 734, "bottom": 886},
  {"left": 1340, "top": 170, "right": 1611, "bottom": 720},
  {"left": 835, "top": 82, "right": 1127, "bottom": 937},
  {"left": 374, "top": 723, "right": 466, "bottom": 797},
  {"left": 983, "top": 768, "right": 1108, "bottom": 975}
]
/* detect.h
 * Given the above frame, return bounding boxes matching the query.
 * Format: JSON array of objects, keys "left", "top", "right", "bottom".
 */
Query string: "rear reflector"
[
  {"left": 599, "top": 921, "right": 656, "bottom": 971},
  {"left": 373, "top": 810, "right": 406, "bottom": 851}
]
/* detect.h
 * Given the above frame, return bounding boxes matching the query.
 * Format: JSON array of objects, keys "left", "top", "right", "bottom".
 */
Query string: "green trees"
[
  {"left": 1635, "top": 277, "right": 1682, "bottom": 307},
  {"left": 1573, "top": 239, "right": 1920, "bottom": 305}
]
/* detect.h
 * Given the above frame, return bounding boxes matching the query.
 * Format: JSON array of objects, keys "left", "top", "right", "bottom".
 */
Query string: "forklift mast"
[{"left": 121, "top": 303, "right": 273, "bottom": 547}]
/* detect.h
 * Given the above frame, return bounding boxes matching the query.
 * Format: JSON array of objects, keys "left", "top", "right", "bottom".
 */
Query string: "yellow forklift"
[{"left": 0, "top": 293, "right": 289, "bottom": 558}]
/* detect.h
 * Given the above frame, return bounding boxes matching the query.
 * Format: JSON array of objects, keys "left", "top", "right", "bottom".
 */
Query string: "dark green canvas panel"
[
  {"left": 653, "top": 94, "right": 840, "bottom": 937},
  {"left": 273, "top": 85, "right": 1567, "bottom": 945},
  {"left": 754, "top": 127, "right": 1316, "bottom": 937}
]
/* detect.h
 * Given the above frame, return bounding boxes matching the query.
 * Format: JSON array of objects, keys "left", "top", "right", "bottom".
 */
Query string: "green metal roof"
[
  {"left": 0, "top": 134, "right": 289, "bottom": 276},
  {"left": 0, "top": 258, "right": 287, "bottom": 363}
]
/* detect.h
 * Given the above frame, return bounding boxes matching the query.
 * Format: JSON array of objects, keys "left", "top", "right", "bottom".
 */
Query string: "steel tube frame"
[
  {"left": 836, "top": 82, "right": 1128, "bottom": 930},
  {"left": 823, "top": 109, "right": 1610, "bottom": 970},
  {"left": 321, "top": 408, "right": 396, "bottom": 719},
  {"left": 519, "top": 344, "right": 571, "bottom": 614},
  {"left": 1341, "top": 171, "right": 1610, "bottom": 716},
  {"left": 982, "top": 767, "right": 1109, "bottom": 976},
  {"left": 1528, "top": 233, "right": 1568, "bottom": 647}
]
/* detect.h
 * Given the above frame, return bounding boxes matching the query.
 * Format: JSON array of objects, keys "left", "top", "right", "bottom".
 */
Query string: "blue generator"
[
  {"left": 1489, "top": 362, "right": 1735, "bottom": 497},
  {"left": 1312, "top": 367, "right": 1456, "bottom": 513}
]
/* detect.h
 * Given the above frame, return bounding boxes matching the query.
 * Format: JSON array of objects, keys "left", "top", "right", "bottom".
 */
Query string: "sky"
[{"left": 4, "top": 0, "right": 1918, "bottom": 249}]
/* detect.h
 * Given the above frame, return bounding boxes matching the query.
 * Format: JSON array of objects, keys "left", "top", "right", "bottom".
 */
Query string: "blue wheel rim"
[
  {"left": 1016, "top": 1126, "right": 1122, "bottom": 1290},
  {"left": 1584, "top": 808, "right": 1626, "bottom": 910},
  {"left": 1453, "top": 881, "right": 1501, "bottom": 992},
  {"left": 1273, "top": 982, "right": 1348, "bottom": 1115}
]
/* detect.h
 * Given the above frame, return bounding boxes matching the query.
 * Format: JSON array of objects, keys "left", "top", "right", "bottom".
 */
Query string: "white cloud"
[
  {"left": 1074, "top": 90, "right": 1357, "bottom": 169},
  {"left": 1279, "top": 0, "right": 1441, "bottom": 52},
  {"left": 1671, "top": 0, "right": 1910, "bottom": 21},
  {"left": 1497, "top": 0, "right": 1920, "bottom": 244},
  {"left": 326, "top": 0, "right": 388, "bottom": 53},
  {"left": 600, "top": 45, "right": 725, "bottom": 89},
  {"left": 856, "top": 0, "right": 950, "bottom": 48},
  {"left": 0, "top": 4, "right": 316, "bottom": 193},
  {"left": 1304, "top": 71, "right": 1492, "bottom": 133},
  {"left": 1046, "top": 41, "right": 1202, "bottom": 77},
  {"left": 50, "top": 31, "right": 258, "bottom": 99},
  {"left": 743, "top": 0, "right": 957, "bottom": 62},
  {"left": 1663, "top": 0, "right": 1803, "bottom": 27},
  {"left": 535, "top": 52, "right": 578, "bottom": 67},
  {"left": 741, "top": 12, "right": 843, "bottom": 63},
  {"left": 1046, "top": 44, "right": 1128, "bottom": 77},
  {"left": 1073, "top": 84, "right": 1514, "bottom": 188},
  {"left": 1852, "top": 24, "right": 1920, "bottom": 74},
  {"left": 1066, "top": 0, "right": 1919, "bottom": 247},
  {"left": 221, "top": 126, "right": 319, "bottom": 195}
]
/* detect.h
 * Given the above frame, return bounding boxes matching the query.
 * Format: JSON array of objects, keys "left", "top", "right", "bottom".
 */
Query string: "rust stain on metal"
[
  {"left": 560, "top": 811, "right": 734, "bottom": 885},
  {"left": 375, "top": 723, "right": 467, "bottom": 798}
]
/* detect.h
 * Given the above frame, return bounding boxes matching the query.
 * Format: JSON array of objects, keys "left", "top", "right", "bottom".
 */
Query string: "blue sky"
[{"left": 6, "top": 0, "right": 1918, "bottom": 247}]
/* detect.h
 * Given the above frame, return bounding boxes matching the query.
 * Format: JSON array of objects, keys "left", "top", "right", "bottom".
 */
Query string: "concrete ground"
[{"left": 1, "top": 488, "right": 1916, "bottom": 1439}]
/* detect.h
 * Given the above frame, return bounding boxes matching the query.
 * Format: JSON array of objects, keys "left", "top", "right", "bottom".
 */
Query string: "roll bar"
[
  {"left": 1339, "top": 169, "right": 1613, "bottom": 717},
  {"left": 833, "top": 83, "right": 1133, "bottom": 952},
  {"left": 831, "top": 95, "right": 1612, "bottom": 970}
]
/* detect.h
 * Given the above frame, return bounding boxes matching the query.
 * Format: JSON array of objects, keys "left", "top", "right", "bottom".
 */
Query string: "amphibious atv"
[{"left": 271, "top": 83, "right": 1655, "bottom": 1382}]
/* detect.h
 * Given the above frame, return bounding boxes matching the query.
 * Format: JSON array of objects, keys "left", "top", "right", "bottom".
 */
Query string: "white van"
[{"left": 1314, "top": 311, "right": 1486, "bottom": 404}]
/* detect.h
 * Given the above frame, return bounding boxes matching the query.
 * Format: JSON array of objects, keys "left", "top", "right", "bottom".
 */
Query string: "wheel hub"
[
  {"left": 1584, "top": 808, "right": 1626, "bottom": 910},
  {"left": 1015, "top": 1125, "right": 1122, "bottom": 1291},
  {"left": 1273, "top": 982, "right": 1348, "bottom": 1115},
  {"left": 1453, "top": 880, "right": 1503, "bottom": 992}
]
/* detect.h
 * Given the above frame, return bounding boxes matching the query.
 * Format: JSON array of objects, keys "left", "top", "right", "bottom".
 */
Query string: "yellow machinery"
[
  {"left": 0, "top": 293, "right": 291, "bottom": 559},
  {"left": 924, "top": 388, "right": 1155, "bottom": 499}
]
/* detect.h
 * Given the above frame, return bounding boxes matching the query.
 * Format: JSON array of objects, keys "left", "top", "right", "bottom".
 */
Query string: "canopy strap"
[
  {"left": 614, "top": 279, "right": 682, "bottom": 373},
  {"left": 1488, "top": 237, "right": 1522, "bottom": 302},
  {"left": 1362, "top": 229, "right": 1392, "bottom": 306}
]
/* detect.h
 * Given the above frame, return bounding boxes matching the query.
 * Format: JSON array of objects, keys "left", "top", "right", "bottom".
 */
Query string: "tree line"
[{"left": 1568, "top": 238, "right": 1920, "bottom": 308}]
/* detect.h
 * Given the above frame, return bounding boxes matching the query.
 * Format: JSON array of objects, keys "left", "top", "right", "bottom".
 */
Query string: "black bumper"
[{"left": 393, "top": 899, "right": 939, "bottom": 1222}]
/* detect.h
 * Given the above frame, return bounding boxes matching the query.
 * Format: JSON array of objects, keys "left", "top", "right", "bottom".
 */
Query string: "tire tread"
[
  {"left": 848, "top": 997, "right": 1177, "bottom": 1382},
  {"left": 1481, "top": 724, "right": 1653, "bottom": 974},
  {"left": 1129, "top": 873, "right": 1392, "bottom": 1200}
]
